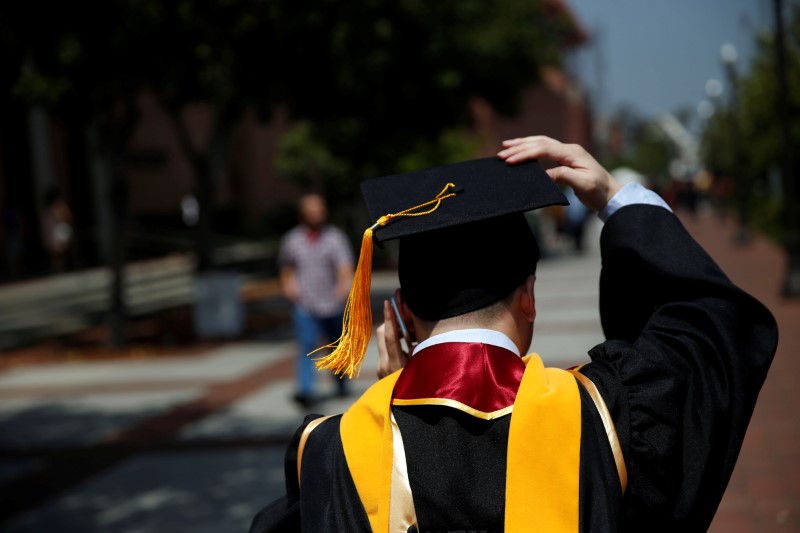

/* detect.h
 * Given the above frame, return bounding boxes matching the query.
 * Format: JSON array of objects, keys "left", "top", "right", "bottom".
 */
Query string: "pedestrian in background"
[
  {"left": 278, "top": 193, "right": 354, "bottom": 408},
  {"left": 40, "top": 189, "right": 74, "bottom": 273},
  {"left": 563, "top": 186, "right": 591, "bottom": 252}
]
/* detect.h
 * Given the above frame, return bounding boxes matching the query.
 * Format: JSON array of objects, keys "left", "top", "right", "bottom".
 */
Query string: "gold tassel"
[
  {"left": 311, "top": 183, "right": 459, "bottom": 378},
  {"left": 311, "top": 225, "right": 380, "bottom": 378}
]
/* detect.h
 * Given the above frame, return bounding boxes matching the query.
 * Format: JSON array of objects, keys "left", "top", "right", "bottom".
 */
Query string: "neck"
[
  {"left": 416, "top": 316, "right": 531, "bottom": 357},
  {"left": 408, "top": 277, "right": 536, "bottom": 357}
]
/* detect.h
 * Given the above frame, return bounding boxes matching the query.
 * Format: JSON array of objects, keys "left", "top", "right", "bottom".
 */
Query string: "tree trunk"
[
  {"left": 86, "top": 123, "right": 126, "bottom": 347},
  {"left": 723, "top": 62, "right": 750, "bottom": 244},
  {"left": 169, "top": 104, "right": 232, "bottom": 273},
  {"left": 774, "top": 0, "right": 800, "bottom": 297},
  {"left": 194, "top": 158, "right": 214, "bottom": 272},
  {"left": 108, "top": 149, "right": 130, "bottom": 347},
  {"left": 28, "top": 105, "right": 56, "bottom": 221},
  {"left": 87, "top": 98, "right": 138, "bottom": 347}
]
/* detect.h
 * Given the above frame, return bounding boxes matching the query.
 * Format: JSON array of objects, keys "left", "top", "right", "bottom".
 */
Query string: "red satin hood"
[{"left": 392, "top": 342, "right": 526, "bottom": 418}]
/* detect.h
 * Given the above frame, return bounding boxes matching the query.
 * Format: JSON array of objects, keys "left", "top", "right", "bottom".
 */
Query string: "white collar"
[{"left": 413, "top": 328, "right": 520, "bottom": 357}]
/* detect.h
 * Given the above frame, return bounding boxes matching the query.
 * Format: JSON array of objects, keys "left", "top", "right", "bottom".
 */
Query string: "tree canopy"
[
  {"left": 272, "top": 0, "right": 572, "bottom": 198},
  {"left": 2, "top": 0, "right": 574, "bottom": 197},
  {"left": 702, "top": 4, "right": 800, "bottom": 194}
]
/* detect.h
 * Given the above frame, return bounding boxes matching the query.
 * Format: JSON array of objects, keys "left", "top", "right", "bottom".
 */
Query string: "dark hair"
[{"left": 398, "top": 213, "right": 539, "bottom": 321}]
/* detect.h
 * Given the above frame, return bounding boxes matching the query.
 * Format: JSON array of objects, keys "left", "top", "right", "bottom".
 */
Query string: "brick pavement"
[{"left": 680, "top": 211, "right": 800, "bottom": 532}]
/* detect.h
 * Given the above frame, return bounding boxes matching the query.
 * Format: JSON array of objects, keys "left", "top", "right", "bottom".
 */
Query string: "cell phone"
[{"left": 390, "top": 296, "right": 415, "bottom": 352}]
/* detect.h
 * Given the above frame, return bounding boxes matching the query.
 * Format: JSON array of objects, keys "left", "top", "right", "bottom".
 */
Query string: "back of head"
[{"left": 399, "top": 213, "right": 539, "bottom": 321}]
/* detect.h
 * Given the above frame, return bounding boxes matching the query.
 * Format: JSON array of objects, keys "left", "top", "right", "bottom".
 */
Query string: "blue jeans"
[{"left": 292, "top": 306, "right": 347, "bottom": 396}]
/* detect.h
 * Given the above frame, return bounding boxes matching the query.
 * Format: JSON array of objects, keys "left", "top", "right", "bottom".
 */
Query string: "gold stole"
[{"left": 338, "top": 354, "right": 582, "bottom": 532}]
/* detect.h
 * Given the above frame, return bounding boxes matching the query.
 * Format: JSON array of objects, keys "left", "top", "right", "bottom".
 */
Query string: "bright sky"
[{"left": 566, "top": 0, "right": 775, "bottom": 120}]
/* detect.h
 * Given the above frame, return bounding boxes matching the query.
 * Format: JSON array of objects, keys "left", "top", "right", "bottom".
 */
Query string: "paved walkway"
[
  {"left": 0, "top": 211, "right": 796, "bottom": 532},
  {"left": 680, "top": 212, "right": 800, "bottom": 532}
]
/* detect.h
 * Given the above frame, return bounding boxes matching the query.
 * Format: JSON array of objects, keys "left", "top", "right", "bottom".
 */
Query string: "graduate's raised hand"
[
  {"left": 376, "top": 296, "right": 410, "bottom": 379},
  {"left": 498, "top": 135, "right": 621, "bottom": 212}
]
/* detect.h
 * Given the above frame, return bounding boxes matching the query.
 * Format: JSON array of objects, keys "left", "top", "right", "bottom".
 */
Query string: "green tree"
[
  {"left": 701, "top": 109, "right": 735, "bottom": 179},
  {"left": 273, "top": 0, "right": 572, "bottom": 208},
  {"left": 736, "top": 6, "right": 800, "bottom": 186},
  {"left": 628, "top": 124, "right": 674, "bottom": 188},
  {"left": 601, "top": 113, "right": 674, "bottom": 189},
  {"left": 701, "top": 2, "right": 800, "bottom": 292}
]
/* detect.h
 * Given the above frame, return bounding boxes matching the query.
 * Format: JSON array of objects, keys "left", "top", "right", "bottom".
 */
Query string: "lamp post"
[
  {"left": 721, "top": 43, "right": 750, "bottom": 243},
  {"left": 702, "top": 79, "right": 726, "bottom": 218}
]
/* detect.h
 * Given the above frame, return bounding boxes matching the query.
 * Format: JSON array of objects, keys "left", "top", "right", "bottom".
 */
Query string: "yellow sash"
[
  {"left": 338, "top": 354, "right": 582, "bottom": 532},
  {"left": 506, "top": 355, "right": 582, "bottom": 531}
]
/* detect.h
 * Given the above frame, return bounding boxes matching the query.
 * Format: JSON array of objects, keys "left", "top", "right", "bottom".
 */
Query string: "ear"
[
  {"left": 395, "top": 288, "right": 417, "bottom": 339},
  {"left": 520, "top": 275, "right": 536, "bottom": 323}
]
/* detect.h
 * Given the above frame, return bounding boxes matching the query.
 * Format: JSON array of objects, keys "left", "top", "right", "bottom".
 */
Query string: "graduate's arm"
[
  {"left": 582, "top": 205, "right": 777, "bottom": 529},
  {"left": 586, "top": 185, "right": 776, "bottom": 527}
]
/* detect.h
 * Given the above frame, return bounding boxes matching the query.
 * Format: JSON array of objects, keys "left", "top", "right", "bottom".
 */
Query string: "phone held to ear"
[{"left": 390, "top": 296, "right": 416, "bottom": 353}]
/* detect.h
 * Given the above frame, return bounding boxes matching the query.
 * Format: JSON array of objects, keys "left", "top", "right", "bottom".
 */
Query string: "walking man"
[{"left": 278, "top": 193, "right": 354, "bottom": 407}]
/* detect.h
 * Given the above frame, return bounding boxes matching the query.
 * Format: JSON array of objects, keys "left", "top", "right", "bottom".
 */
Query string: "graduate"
[{"left": 250, "top": 136, "right": 777, "bottom": 533}]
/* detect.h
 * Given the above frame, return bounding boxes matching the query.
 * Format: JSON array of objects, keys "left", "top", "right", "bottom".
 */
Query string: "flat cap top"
[{"left": 361, "top": 157, "right": 568, "bottom": 243}]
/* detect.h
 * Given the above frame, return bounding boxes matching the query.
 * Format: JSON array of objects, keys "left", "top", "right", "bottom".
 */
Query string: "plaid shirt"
[{"left": 277, "top": 225, "right": 354, "bottom": 316}]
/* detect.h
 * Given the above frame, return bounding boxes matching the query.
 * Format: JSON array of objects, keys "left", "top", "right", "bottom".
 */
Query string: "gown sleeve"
[{"left": 580, "top": 204, "right": 778, "bottom": 531}]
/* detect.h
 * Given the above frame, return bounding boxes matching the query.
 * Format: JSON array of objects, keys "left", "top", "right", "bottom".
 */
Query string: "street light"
[
  {"left": 697, "top": 99, "right": 715, "bottom": 121},
  {"left": 721, "top": 43, "right": 738, "bottom": 65},
  {"left": 720, "top": 43, "right": 750, "bottom": 243},
  {"left": 701, "top": 78, "right": 725, "bottom": 216},
  {"left": 705, "top": 78, "right": 723, "bottom": 99},
  {"left": 702, "top": 78, "right": 723, "bottom": 172}
]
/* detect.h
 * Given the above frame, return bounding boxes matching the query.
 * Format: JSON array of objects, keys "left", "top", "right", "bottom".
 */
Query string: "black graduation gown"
[{"left": 250, "top": 204, "right": 778, "bottom": 533}]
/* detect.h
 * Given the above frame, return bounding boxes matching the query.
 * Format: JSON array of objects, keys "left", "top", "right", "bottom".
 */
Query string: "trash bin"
[{"left": 194, "top": 271, "right": 244, "bottom": 338}]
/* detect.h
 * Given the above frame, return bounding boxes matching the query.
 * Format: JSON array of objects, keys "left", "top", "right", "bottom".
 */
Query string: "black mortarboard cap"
[
  {"left": 312, "top": 157, "right": 567, "bottom": 378},
  {"left": 363, "top": 157, "right": 567, "bottom": 320},
  {"left": 361, "top": 157, "right": 567, "bottom": 243}
]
